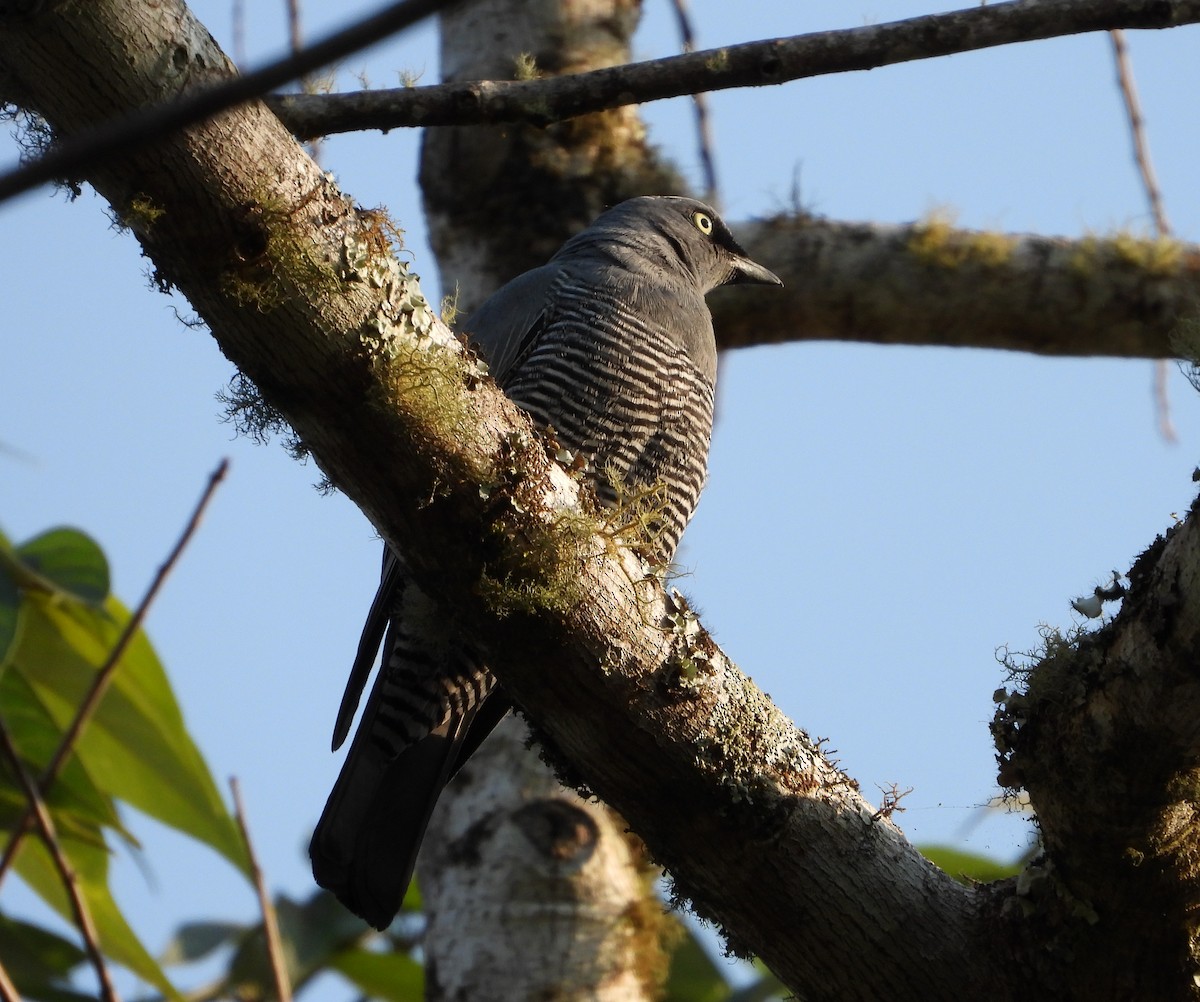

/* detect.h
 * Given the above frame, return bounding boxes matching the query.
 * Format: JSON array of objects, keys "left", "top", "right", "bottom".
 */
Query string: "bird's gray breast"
[{"left": 500, "top": 266, "right": 716, "bottom": 560}]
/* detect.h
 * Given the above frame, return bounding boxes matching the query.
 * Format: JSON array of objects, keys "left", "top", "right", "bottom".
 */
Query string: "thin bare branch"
[
  {"left": 269, "top": 0, "right": 1200, "bottom": 138},
  {"left": 0, "top": 718, "right": 121, "bottom": 1002},
  {"left": 668, "top": 0, "right": 719, "bottom": 206},
  {"left": 1109, "top": 28, "right": 1178, "bottom": 438},
  {"left": 0, "top": 957, "right": 20, "bottom": 1002},
  {"left": 0, "top": 0, "right": 454, "bottom": 204},
  {"left": 1110, "top": 30, "right": 1172, "bottom": 237},
  {"left": 0, "top": 459, "right": 230, "bottom": 888},
  {"left": 230, "top": 777, "right": 293, "bottom": 1002}
]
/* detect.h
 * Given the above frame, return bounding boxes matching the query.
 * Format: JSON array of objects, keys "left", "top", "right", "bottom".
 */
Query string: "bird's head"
[{"left": 574, "top": 195, "right": 783, "bottom": 294}]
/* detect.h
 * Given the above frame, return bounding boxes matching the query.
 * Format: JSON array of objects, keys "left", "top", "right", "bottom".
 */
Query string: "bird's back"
[{"left": 496, "top": 262, "right": 716, "bottom": 561}]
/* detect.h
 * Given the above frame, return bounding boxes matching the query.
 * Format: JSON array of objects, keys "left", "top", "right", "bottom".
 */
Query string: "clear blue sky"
[{"left": 4, "top": 1, "right": 1200, "bottom": 996}]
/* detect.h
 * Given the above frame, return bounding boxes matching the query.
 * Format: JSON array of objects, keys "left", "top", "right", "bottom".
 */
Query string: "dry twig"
[
  {"left": 230, "top": 777, "right": 293, "bottom": 1002},
  {"left": 668, "top": 0, "right": 719, "bottom": 206},
  {"left": 0, "top": 719, "right": 121, "bottom": 1002},
  {"left": 1109, "top": 28, "right": 1177, "bottom": 439}
]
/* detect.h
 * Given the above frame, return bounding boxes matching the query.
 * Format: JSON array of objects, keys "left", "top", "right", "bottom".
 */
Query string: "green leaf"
[
  {"left": 663, "top": 924, "right": 731, "bottom": 1002},
  {"left": 0, "top": 911, "right": 92, "bottom": 1002},
  {"left": 223, "top": 890, "right": 378, "bottom": 996},
  {"left": 10, "top": 592, "right": 250, "bottom": 878},
  {"left": 10, "top": 821, "right": 179, "bottom": 999},
  {"left": 919, "top": 844, "right": 1023, "bottom": 884},
  {"left": 160, "top": 920, "right": 246, "bottom": 965},
  {"left": 728, "top": 960, "right": 787, "bottom": 1002},
  {"left": 328, "top": 948, "right": 425, "bottom": 1001},
  {"left": 0, "top": 667, "right": 131, "bottom": 840},
  {"left": 0, "top": 560, "right": 19, "bottom": 668},
  {"left": 15, "top": 529, "right": 110, "bottom": 606}
]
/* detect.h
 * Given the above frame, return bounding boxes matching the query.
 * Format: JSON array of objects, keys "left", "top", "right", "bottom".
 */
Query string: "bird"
[{"left": 310, "top": 195, "right": 782, "bottom": 929}]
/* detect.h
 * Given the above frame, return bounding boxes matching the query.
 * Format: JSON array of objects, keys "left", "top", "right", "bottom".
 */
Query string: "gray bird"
[{"left": 310, "top": 196, "right": 781, "bottom": 928}]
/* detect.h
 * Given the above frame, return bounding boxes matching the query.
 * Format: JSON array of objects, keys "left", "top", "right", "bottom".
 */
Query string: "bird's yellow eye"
[{"left": 692, "top": 211, "right": 713, "bottom": 235}]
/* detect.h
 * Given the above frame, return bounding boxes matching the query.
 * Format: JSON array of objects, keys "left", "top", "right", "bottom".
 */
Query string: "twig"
[
  {"left": 1110, "top": 30, "right": 1171, "bottom": 236},
  {"left": 1109, "top": 28, "right": 1177, "bottom": 440},
  {"left": 232, "top": 0, "right": 246, "bottom": 68},
  {"left": 0, "top": 0, "right": 456, "bottom": 204},
  {"left": 230, "top": 778, "right": 293, "bottom": 1002},
  {"left": 667, "top": 0, "right": 719, "bottom": 207},
  {"left": 0, "top": 956, "right": 20, "bottom": 1002},
  {"left": 0, "top": 459, "right": 230, "bottom": 889},
  {"left": 268, "top": 0, "right": 1200, "bottom": 138},
  {"left": 0, "top": 719, "right": 121, "bottom": 1002}
]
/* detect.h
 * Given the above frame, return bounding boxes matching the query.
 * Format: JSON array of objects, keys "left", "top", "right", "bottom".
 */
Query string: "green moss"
[
  {"left": 704, "top": 48, "right": 730, "bottom": 72},
  {"left": 513, "top": 52, "right": 541, "bottom": 80},
  {"left": 123, "top": 194, "right": 166, "bottom": 231},
  {"left": 1069, "top": 231, "right": 1185, "bottom": 279},
  {"left": 907, "top": 213, "right": 1018, "bottom": 269},
  {"left": 478, "top": 505, "right": 597, "bottom": 617},
  {"left": 220, "top": 188, "right": 345, "bottom": 312}
]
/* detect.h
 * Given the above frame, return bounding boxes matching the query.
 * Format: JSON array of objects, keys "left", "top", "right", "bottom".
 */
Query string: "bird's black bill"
[{"left": 730, "top": 256, "right": 783, "bottom": 287}]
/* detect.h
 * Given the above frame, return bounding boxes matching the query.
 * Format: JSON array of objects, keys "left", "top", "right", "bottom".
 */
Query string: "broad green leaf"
[
  {"left": 0, "top": 667, "right": 131, "bottom": 839},
  {"left": 0, "top": 911, "right": 91, "bottom": 1002},
  {"left": 663, "top": 923, "right": 731, "bottom": 1002},
  {"left": 11, "top": 821, "right": 179, "bottom": 999},
  {"left": 161, "top": 920, "right": 246, "bottom": 965},
  {"left": 0, "top": 561, "right": 19, "bottom": 667},
  {"left": 919, "top": 844, "right": 1022, "bottom": 884},
  {"left": 328, "top": 948, "right": 424, "bottom": 1001},
  {"left": 11, "top": 592, "right": 250, "bottom": 877},
  {"left": 15, "top": 529, "right": 110, "bottom": 606},
  {"left": 224, "top": 891, "right": 378, "bottom": 996}
]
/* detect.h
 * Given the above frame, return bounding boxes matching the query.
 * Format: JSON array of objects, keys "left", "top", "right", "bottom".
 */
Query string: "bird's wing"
[
  {"left": 332, "top": 548, "right": 403, "bottom": 750},
  {"left": 460, "top": 264, "right": 558, "bottom": 383}
]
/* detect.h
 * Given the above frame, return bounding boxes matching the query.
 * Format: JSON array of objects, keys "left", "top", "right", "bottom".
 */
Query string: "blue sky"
[{"left": 4, "top": 1, "right": 1200, "bottom": 996}]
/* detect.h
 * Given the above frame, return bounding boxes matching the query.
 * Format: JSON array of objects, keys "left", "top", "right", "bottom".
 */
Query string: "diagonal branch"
[
  {"left": 269, "top": 0, "right": 1200, "bottom": 137},
  {"left": 0, "top": 0, "right": 454, "bottom": 204}
]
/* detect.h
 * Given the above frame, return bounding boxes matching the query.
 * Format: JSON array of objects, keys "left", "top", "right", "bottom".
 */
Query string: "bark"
[
  {"left": 714, "top": 216, "right": 1200, "bottom": 358},
  {"left": 4, "top": 1, "right": 1200, "bottom": 999},
  {"left": 422, "top": 717, "right": 671, "bottom": 1001},
  {"left": 268, "top": 0, "right": 1200, "bottom": 135}
]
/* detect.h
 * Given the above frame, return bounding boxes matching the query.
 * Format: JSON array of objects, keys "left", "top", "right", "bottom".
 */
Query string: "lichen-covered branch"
[
  {"left": 268, "top": 0, "right": 1200, "bottom": 136},
  {"left": 716, "top": 216, "right": 1200, "bottom": 358},
  {"left": 992, "top": 509, "right": 1200, "bottom": 997}
]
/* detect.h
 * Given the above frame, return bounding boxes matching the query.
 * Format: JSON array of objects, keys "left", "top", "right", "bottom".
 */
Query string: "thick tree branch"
[
  {"left": 716, "top": 216, "right": 1200, "bottom": 358},
  {"left": 268, "top": 0, "right": 1200, "bottom": 137}
]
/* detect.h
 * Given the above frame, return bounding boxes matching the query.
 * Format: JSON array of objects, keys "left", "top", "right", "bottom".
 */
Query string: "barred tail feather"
[{"left": 310, "top": 701, "right": 480, "bottom": 930}]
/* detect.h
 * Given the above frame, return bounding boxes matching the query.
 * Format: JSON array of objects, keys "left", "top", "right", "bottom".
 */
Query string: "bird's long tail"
[
  {"left": 310, "top": 567, "right": 506, "bottom": 929},
  {"left": 310, "top": 693, "right": 484, "bottom": 929}
]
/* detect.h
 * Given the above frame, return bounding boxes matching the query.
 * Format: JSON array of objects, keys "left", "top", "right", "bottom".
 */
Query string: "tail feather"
[{"left": 310, "top": 705, "right": 478, "bottom": 929}]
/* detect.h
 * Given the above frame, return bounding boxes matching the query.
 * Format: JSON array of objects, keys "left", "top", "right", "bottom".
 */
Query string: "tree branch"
[
  {"left": 268, "top": 0, "right": 1200, "bottom": 137},
  {"left": 0, "top": 0, "right": 453, "bottom": 204},
  {"left": 716, "top": 216, "right": 1199, "bottom": 358}
]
